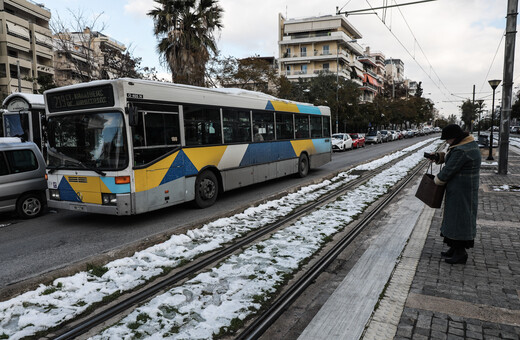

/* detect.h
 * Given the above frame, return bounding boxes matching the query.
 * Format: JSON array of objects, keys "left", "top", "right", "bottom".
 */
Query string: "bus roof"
[
  {"left": 2, "top": 93, "right": 45, "bottom": 109},
  {"left": 43, "top": 78, "right": 330, "bottom": 114}
]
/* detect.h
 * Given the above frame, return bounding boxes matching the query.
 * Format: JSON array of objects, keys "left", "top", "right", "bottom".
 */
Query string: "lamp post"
[
  {"left": 487, "top": 79, "right": 501, "bottom": 160},
  {"left": 477, "top": 99, "right": 484, "bottom": 139}
]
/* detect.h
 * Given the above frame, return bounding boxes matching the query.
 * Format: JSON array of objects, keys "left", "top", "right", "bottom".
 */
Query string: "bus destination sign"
[{"left": 47, "top": 84, "right": 115, "bottom": 113}]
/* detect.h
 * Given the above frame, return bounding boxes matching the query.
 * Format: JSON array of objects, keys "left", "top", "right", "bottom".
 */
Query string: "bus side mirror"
[{"left": 126, "top": 107, "right": 138, "bottom": 126}]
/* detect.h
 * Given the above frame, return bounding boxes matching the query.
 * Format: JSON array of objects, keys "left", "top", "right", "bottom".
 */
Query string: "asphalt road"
[{"left": 0, "top": 135, "right": 436, "bottom": 295}]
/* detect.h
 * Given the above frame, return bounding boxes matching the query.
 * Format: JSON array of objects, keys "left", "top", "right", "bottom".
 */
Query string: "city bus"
[
  {"left": 44, "top": 78, "right": 332, "bottom": 215},
  {"left": 2, "top": 93, "right": 46, "bottom": 152}
]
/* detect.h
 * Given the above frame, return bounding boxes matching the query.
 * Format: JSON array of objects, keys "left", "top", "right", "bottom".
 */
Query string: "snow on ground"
[
  {"left": 510, "top": 136, "right": 520, "bottom": 149},
  {"left": 0, "top": 138, "right": 441, "bottom": 340}
]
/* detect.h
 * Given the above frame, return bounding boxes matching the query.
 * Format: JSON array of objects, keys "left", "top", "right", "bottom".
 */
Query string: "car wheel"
[
  {"left": 194, "top": 170, "right": 219, "bottom": 208},
  {"left": 16, "top": 192, "right": 45, "bottom": 219},
  {"left": 297, "top": 153, "right": 309, "bottom": 178}
]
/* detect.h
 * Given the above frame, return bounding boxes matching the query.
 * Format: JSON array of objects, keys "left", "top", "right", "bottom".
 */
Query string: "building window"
[
  {"left": 323, "top": 45, "right": 330, "bottom": 55},
  {"left": 301, "top": 65, "right": 307, "bottom": 74},
  {"left": 284, "top": 47, "right": 291, "bottom": 58},
  {"left": 300, "top": 46, "right": 307, "bottom": 57},
  {"left": 286, "top": 65, "right": 291, "bottom": 76},
  {"left": 323, "top": 63, "right": 329, "bottom": 71}
]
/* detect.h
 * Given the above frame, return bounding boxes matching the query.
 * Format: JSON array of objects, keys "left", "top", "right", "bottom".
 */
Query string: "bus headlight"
[
  {"left": 102, "top": 193, "right": 117, "bottom": 205},
  {"left": 49, "top": 189, "right": 60, "bottom": 201}
]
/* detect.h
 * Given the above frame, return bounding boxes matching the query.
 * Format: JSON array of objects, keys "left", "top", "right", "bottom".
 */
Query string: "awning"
[{"left": 364, "top": 74, "right": 379, "bottom": 87}]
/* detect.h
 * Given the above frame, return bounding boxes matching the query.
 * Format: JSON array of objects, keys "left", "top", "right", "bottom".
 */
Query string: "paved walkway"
[{"left": 300, "top": 145, "right": 520, "bottom": 340}]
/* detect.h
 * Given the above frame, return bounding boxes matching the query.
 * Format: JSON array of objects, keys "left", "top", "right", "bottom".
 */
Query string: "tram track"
[
  {"left": 236, "top": 157, "right": 428, "bottom": 340},
  {"left": 47, "top": 142, "right": 441, "bottom": 340}
]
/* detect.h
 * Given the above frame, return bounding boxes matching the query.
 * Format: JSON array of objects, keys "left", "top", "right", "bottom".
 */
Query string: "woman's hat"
[{"left": 441, "top": 124, "right": 464, "bottom": 140}]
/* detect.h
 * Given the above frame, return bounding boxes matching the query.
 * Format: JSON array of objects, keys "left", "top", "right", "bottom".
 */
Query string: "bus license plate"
[{"left": 70, "top": 204, "right": 87, "bottom": 212}]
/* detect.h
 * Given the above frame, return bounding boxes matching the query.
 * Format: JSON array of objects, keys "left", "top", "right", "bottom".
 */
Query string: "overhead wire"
[
  {"left": 477, "top": 29, "right": 506, "bottom": 97},
  {"left": 363, "top": 0, "right": 458, "bottom": 110}
]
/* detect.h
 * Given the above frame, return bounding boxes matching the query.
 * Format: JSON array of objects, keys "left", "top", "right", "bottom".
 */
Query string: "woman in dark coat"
[{"left": 432, "top": 124, "right": 481, "bottom": 264}]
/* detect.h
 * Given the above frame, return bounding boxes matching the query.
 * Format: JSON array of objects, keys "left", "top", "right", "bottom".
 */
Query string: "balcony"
[
  {"left": 280, "top": 31, "right": 360, "bottom": 47},
  {"left": 280, "top": 49, "right": 351, "bottom": 63}
]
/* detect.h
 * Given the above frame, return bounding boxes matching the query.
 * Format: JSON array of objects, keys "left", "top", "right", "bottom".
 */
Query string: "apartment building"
[
  {"left": 278, "top": 14, "right": 364, "bottom": 84},
  {"left": 54, "top": 27, "right": 126, "bottom": 86},
  {"left": 0, "top": 0, "right": 53, "bottom": 99},
  {"left": 357, "top": 47, "right": 386, "bottom": 102}
]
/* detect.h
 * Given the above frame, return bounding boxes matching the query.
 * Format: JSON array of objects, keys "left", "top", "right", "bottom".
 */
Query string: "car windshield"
[
  {"left": 367, "top": 131, "right": 377, "bottom": 136},
  {"left": 350, "top": 134, "right": 358, "bottom": 139},
  {"left": 332, "top": 134, "right": 344, "bottom": 139},
  {"left": 47, "top": 112, "right": 128, "bottom": 171}
]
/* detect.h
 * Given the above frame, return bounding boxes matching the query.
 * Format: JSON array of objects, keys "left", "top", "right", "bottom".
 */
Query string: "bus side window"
[
  {"left": 184, "top": 105, "right": 222, "bottom": 146},
  {"left": 252, "top": 111, "right": 274, "bottom": 141},
  {"left": 132, "top": 111, "right": 180, "bottom": 166},
  {"left": 276, "top": 112, "right": 294, "bottom": 140},
  {"left": 323, "top": 116, "right": 331, "bottom": 137},
  {"left": 295, "top": 115, "right": 310, "bottom": 139},
  {"left": 310, "top": 115, "right": 322, "bottom": 138},
  {"left": 223, "top": 109, "right": 251, "bottom": 143}
]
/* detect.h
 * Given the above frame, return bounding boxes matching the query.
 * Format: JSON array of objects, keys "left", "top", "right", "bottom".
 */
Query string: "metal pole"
[
  {"left": 488, "top": 89, "right": 496, "bottom": 161},
  {"left": 498, "top": 0, "right": 518, "bottom": 175},
  {"left": 17, "top": 60, "right": 21, "bottom": 92}
]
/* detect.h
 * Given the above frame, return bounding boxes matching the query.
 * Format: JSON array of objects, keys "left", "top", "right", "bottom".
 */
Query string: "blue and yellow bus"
[{"left": 44, "top": 79, "right": 331, "bottom": 215}]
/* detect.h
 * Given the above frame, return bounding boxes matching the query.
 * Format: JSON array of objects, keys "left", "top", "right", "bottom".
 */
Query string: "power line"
[
  {"left": 391, "top": 0, "right": 453, "bottom": 98},
  {"left": 477, "top": 29, "right": 506, "bottom": 96},
  {"left": 362, "top": 0, "right": 457, "bottom": 110}
]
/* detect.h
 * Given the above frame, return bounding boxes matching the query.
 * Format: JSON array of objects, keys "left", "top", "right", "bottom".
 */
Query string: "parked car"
[
  {"left": 380, "top": 130, "right": 391, "bottom": 142},
  {"left": 365, "top": 130, "right": 382, "bottom": 144},
  {"left": 510, "top": 126, "right": 520, "bottom": 134},
  {"left": 396, "top": 130, "right": 404, "bottom": 139},
  {"left": 405, "top": 130, "right": 415, "bottom": 138},
  {"left": 389, "top": 130, "right": 398, "bottom": 140},
  {"left": 331, "top": 133, "right": 353, "bottom": 151},
  {"left": 0, "top": 138, "right": 47, "bottom": 218},
  {"left": 349, "top": 133, "right": 365, "bottom": 148}
]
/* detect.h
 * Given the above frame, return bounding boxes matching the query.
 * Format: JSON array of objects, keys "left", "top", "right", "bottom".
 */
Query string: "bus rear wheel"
[
  {"left": 297, "top": 153, "right": 309, "bottom": 178},
  {"left": 194, "top": 170, "right": 219, "bottom": 208}
]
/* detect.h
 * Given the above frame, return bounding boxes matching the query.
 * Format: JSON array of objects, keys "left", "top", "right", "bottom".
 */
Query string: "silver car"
[
  {"left": 365, "top": 130, "right": 382, "bottom": 144},
  {"left": 0, "top": 138, "right": 47, "bottom": 218}
]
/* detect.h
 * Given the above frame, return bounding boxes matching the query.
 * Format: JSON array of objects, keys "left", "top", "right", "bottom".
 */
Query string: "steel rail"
[
  {"left": 51, "top": 152, "right": 427, "bottom": 340},
  {"left": 236, "top": 160, "right": 428, "bottom": 340}
]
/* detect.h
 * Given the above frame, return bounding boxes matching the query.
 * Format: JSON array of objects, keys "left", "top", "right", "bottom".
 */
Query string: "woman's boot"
[
  {"left": 441, "top": 247, "right": 455, "bottom": 257},
  {"left": 445, "top": 247, "right": 468, "bottom": 264}
]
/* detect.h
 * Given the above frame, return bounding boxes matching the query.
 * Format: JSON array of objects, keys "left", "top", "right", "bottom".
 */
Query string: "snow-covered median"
[
  {"left": 0, "top": 138, "right": 441, "bottom": 340},
  {"left": 92, "top": 139, "right": 444, "bottom": 339}
]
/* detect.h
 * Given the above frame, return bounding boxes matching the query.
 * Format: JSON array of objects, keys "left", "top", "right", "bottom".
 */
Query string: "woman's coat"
[{"left": 434, "top": 136, "right": 481, "bottom": 240}]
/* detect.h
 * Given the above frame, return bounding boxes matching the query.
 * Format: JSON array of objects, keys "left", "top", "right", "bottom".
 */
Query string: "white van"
[{"left": 0, "top": 138, "right": 47, "bottom": 218}]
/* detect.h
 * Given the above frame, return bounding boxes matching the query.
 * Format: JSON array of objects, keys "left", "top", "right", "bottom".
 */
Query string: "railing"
[{"left": 281, "top": 49, "right": 349, "bottom": 59}]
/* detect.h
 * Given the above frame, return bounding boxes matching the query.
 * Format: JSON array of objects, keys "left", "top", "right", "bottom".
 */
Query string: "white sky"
[{"left": 40, "top": 0, "right": 519, "bottom": 118}]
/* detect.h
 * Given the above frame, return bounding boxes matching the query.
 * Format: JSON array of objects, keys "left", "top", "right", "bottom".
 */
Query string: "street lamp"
[
  {"left": 487, "top": 79, "right": 501, "bottom": 160},
  {"left": 476, "top": 99, "right": 484, "bottom": 139}
]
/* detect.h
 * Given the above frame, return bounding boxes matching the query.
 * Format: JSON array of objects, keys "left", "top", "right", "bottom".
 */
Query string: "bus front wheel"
[
  {"left": 194, "top": 170, "right": 219, "bottom": 208},
  {"left": 297, "top": 153, "right": 309, "bottom": 178}
]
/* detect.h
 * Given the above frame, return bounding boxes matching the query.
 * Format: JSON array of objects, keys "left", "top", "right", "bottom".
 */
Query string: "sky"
[{"left": 38, "top": 0, "right": 519, "bottom": 118}]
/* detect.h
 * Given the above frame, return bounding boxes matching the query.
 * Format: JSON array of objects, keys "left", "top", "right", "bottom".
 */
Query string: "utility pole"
[
  {"left": 17, "top": 60, "right": 21, "bottom": 92},
  {"left": 471, "top": 84, "right": 475, "bottom": 133},
  {"left": 498, "top": 0, "right": 518, "bottom": 175}
]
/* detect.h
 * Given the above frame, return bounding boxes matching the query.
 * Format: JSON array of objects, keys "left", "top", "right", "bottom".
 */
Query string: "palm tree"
[{"left": 148, "top": 0, "right": 223, "bottom": 86}]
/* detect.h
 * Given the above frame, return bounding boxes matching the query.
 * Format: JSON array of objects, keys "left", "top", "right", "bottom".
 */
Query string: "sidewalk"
[
  {"left": 389, "top": 146, "right": 520, "bottom": 340},
  {"left": 299, "top": 145, "right": 520, "bottom": 340}
]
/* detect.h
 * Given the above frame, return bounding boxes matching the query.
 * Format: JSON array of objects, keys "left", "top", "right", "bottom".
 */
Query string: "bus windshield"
[{"left": 47, "top": 112, "right": 128, "bottom": 171}]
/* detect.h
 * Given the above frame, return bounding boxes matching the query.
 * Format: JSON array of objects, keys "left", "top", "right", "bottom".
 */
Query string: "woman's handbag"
[{"left": 415, "top": 163, "right": 445, "bottom": 208}]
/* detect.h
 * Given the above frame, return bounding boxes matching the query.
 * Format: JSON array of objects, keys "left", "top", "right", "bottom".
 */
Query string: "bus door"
[{"left": 131, "top": 106, "right": 185, "bottom": 213}]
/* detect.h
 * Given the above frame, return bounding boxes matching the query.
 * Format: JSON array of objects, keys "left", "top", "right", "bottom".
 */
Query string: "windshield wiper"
[
  {"left": 77, "top": 162, "right": 107, "bottom": 177},
  {"left": 47, "top": 148, "right": 107, "bottom": 177}
]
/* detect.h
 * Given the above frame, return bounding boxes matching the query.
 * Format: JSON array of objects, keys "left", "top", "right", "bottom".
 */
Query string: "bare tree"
[{"left": 51, "top": 9, "right": 107, "bottom": 86}]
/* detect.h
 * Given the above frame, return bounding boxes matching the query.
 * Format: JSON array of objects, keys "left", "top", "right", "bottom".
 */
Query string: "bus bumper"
[{"left": 47, "top": 193, "right": 132, "bottom": 215}]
